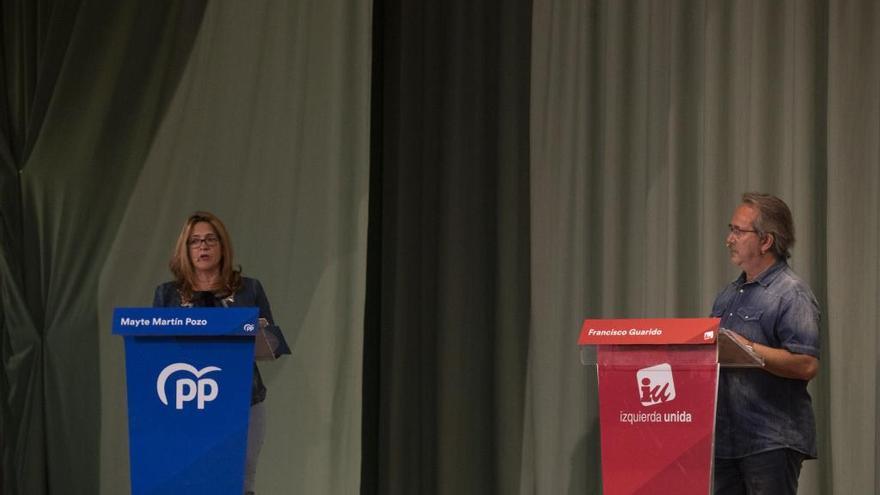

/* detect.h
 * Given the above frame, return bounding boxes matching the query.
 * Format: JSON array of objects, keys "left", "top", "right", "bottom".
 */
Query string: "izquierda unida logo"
[
  {"left": 636, "top": 363, "right": 676, "bottom": 406},
  {"left": 156, "top": 363, "right": 222, "bottom": 410}
]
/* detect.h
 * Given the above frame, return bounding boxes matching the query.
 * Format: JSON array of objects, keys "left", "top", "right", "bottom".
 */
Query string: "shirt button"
[
  {"left": 729, "top": 313, "right": 733, "bottom": 316},
  {"left": 739, "top": 289, "right": 744, "bottom": 293}
]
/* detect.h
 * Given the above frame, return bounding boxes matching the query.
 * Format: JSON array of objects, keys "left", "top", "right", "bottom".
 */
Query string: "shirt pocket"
[
  {"left": 734, "top": 306, "right": 766, "bottom": 341},
  {"left": 734, "top": 306, "right": 765, "bottom": 343},
  {"left": 736, "top": 306, "right": 763, "bottom": 323}
]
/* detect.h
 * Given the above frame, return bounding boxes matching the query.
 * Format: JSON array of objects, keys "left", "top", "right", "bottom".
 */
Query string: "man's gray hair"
[{"left": 742, "top": 192, "right": 795, "bottom": 260}]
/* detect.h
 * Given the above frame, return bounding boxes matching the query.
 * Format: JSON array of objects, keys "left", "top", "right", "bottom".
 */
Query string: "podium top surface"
[
  {"left": 578, "top": 318, "right": 720, "bottom": 346},
  {"left": 112, "top": 307, "right": 259, "bottom": 336}
]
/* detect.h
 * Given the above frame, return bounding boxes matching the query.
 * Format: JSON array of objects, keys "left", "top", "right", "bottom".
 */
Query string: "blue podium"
[{"left": 113, "top": 307, "right": 259, "bottom": 495}]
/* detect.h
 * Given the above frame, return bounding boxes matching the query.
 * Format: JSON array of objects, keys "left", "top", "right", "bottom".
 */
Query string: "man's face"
[{"left": 726, "top": 204, "right": 763, "bottom": 269}]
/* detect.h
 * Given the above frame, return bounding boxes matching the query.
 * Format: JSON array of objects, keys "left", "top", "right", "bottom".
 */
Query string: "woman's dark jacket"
[{"left": 152, "top": 277, "right": 290, "bottom": 405}]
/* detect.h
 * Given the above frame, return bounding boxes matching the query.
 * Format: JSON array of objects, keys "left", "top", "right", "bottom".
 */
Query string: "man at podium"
[
  {"left": 711, "top": 193, "right": 820, "bottom": 495},
  {"left": 153, "top": 211, "right": 290, "bottom": 495}
]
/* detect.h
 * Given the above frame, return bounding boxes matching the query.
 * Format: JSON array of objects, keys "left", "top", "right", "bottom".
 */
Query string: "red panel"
[{"left": 596, "top": 345, "right": 718, "bottom": 495}]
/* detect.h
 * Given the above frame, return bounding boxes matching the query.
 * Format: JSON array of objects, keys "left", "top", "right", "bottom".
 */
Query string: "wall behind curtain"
[
  {"left": 527, "top": 0, "right": 877, "bottom": 494},
  {"left": 97, "top": 1, "right": 370, "bottom": 494}
]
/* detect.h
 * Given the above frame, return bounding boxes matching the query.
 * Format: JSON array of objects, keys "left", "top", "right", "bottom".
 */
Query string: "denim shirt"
[{"left": 711, "top": 261, "right": 820, "bottom": 459}]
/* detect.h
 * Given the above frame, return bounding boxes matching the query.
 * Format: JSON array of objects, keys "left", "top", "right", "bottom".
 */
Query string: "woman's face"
[{"left": 187, "top": 221, "right": 222, "bottom": 274}]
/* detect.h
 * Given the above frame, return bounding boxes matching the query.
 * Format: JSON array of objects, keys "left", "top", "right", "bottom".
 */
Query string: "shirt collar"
[{"left": 735, "top": 260, "right": 787, "bottom": 288}]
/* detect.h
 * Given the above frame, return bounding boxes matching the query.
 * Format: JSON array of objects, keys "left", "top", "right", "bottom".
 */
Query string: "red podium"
[{"left": 578, "top": 318, "right": 762, "bottom": 495}]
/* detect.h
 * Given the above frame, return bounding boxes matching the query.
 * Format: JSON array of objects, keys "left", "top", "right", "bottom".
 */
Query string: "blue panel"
[{"left": 117, "top": 308, "right": 257, "bottom": 495}]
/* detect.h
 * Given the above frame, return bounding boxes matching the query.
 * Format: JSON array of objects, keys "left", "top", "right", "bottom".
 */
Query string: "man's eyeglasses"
[
  {"left": 188, "top": 235, "right": 220, "bottom": 247},
  {"left": 727, "top": 224, "right": 759, "bottom": 239}
]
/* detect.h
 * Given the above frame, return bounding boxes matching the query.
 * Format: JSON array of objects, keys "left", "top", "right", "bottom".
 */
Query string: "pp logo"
[
  {"left": 703, "top": 330, "right": 715, "bottom": 340},
  {"left": 156, "top": 363, "right": 221, "bottom": 410},
  {"left": 243, "top": 323, "right": 255, "bottom": 333},
  {"left": 636, "top": 363, "right": 676, "bottom": 407}
]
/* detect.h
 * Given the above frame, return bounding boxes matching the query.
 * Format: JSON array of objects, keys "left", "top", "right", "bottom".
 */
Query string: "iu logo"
[
  {"left": 636, "top": 363, "right": 676, "bottom": 406},
  {"left": 156, "top": 363, "right": 221, "bottom": 410}
]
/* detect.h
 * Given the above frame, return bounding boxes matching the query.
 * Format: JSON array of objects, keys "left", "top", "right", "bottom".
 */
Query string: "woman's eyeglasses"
[{"left": 188, "top": 235, "right": 219, "bottom": 247}]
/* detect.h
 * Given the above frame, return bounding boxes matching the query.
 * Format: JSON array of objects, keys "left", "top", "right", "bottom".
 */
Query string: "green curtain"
[
  {"left": 2, "top": 1, "right": 370, "bottom": 494},
  {"left": 369, "top": 0, "right": 878, "bottom": 494},
  {"left": 0, "top": 2, "right": 207, "bottom": 493},
  {"left": 527, "top": 0, "right": 878, "bottom": 493},
  {"left": 366, "top": 0, "right": 533, "bottom": 493},
  {"left": 3, "top": 0, "right": 877, "bottom": 494},
  {"left": 95, "top": 1, "right": 371, "bottom": 493},
  {"left": 825, "top": 2, "right": 880, "bottom": 493}
]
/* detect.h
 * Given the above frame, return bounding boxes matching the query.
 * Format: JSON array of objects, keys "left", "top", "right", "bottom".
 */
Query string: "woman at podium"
[{"left": 153, "top": 211, "right": 290, "bottom": 495}]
